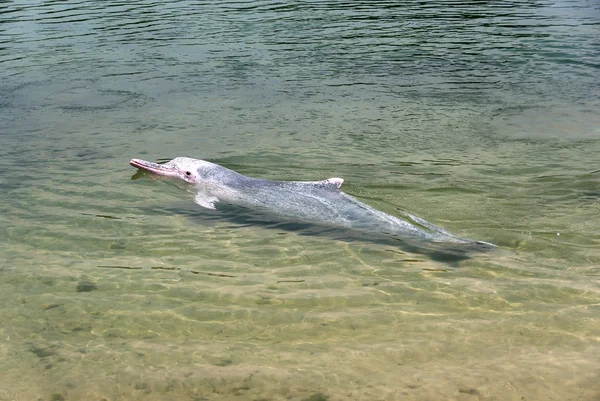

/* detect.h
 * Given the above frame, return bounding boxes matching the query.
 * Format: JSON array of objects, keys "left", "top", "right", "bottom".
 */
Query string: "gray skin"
[{"left": 130, "top": 157, "right": 494, "bottom": 247}]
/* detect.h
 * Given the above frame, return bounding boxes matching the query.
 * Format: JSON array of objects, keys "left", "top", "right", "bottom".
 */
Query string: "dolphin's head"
[{"left": 130, "top": 157, "right": 221, "bottom": 185}]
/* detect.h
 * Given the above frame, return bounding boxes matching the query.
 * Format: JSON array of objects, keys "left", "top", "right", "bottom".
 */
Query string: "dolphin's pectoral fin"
[
  {"left": 194, "top": 193, "right": 219, "bottom": 210},
  {"left": 318, "top": 177, "right": 344, "bottom": 189}
]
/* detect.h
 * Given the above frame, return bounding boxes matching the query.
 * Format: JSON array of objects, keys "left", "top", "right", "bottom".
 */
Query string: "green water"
[{"left": 1, "top": 1, "right": 600, "bottom": 400}]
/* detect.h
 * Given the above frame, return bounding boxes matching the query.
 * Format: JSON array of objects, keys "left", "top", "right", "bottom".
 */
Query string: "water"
[{"left": 1, "top": 0, "right": 599, "bottom": 400}]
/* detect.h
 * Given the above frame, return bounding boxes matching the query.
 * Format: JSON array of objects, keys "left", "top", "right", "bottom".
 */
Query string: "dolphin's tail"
[
  {"left": 399, "top": 209, "right": 497, "bottom": 249},
  {"left": 398, "top": 210, "right": 454, "bottom": 236}
]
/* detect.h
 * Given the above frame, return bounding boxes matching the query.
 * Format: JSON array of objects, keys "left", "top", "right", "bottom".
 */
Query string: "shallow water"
[{"left": 1, "top": 0, "right": 600, "bottom": 400}]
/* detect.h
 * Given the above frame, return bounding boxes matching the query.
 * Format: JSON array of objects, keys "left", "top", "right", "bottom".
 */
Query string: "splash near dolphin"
[{"left": 130, "top": 157, "right": 494, "bottom": 250}]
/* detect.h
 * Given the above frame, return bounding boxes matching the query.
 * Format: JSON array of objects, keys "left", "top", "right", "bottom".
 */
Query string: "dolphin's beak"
[{"left": 130, "top": 159, "right": 181, "bottom": 178}]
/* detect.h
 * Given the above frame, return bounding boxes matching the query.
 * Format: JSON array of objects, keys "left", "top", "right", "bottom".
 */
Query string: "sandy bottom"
[{"left": 1, "top": 235, "right": 599, "bottom": 401}]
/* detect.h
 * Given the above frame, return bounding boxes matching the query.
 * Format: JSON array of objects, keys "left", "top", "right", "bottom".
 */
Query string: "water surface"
[{"left": 1, "top": 1, "right": 600, "bottom": 400}]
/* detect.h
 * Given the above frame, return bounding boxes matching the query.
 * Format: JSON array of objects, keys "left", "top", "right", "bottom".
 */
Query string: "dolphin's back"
[
  {"left": 223, "top": 178, "right": 447, "bottom": 242},
  {"left": 197, "top": 165, "right": 487, "bottom": 246}
]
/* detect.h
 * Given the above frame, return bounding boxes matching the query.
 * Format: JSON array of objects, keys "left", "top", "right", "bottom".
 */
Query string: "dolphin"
[{"left": 130, "top": 157, "right": 494, "bottom": 250}]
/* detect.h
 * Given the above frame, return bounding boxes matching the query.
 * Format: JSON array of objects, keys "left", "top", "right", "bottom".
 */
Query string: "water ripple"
[
  {"left": 1, "top": 2, "right": 600, "bottom": 400},
  {"left": 1, "top": 0, "right": 598, "bottom": 96}
]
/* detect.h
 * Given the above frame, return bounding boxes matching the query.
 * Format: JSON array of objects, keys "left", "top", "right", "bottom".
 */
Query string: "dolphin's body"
[{"left": 130, "top": 157, "right": 494, "bottom": 249}]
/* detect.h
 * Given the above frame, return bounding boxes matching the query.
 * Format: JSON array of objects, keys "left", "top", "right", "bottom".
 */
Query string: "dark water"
[{"left": 1, "top": 1, "right": 600, "bottom": 400}]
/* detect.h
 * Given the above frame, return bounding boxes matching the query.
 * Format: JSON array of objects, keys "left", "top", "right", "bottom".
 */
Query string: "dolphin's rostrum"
[{"left": 130, "top": 157, "right": 494, "bottom": 249}]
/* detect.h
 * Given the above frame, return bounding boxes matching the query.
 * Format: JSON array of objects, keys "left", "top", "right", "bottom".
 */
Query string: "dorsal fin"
[{"left": 316, "top": 177, "right": 344, "bottom": 189}]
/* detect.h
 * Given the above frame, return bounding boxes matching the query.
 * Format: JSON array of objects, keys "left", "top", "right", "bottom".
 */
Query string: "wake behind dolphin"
[{"left": 130, "top": 157, "right": 495, "bottom": 250}]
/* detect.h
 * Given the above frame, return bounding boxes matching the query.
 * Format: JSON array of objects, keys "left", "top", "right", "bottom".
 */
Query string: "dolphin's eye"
[{"left": 185, "top": 171, "right": 191, "bottom": 176}]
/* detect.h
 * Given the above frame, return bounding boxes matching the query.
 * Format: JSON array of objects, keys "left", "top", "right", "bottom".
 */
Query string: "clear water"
[{"left": 1, "top": 1, "right": 600, "bottom": 400}]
